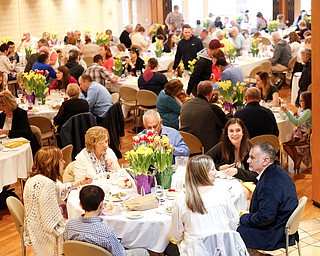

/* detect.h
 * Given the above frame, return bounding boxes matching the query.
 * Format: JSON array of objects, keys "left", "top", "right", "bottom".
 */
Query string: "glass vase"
[
  {"left": 155, "top": 50, "right": 162, "bottom": 58},
  {"left": 156, "top": 166, "right": 173, "bottom": 189}
]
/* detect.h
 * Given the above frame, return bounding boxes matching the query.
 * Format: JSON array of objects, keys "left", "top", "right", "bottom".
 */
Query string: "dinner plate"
[
  {"left": 126, "top": 211, "right": 144, "bottom": 219},
  {"left": 0, "top": 134, "right": 6, "bottom": 139},
  {"left": 110, "top": 192, "right": 130, "bottom": 202}
]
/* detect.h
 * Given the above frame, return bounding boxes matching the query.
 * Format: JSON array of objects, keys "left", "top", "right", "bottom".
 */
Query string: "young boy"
[{"left": 64, "top": 185, "right": 149, "bottom": 256}]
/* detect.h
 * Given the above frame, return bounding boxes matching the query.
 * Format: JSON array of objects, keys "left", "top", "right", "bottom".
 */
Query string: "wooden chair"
[
  {"left": 179, "top": 131, "right": 204, "bottom": 155},
  {"left": 260, "top": 61, "right": 272, "bottom": 75},
  {"left": 249, "top": 134, "right": 280, "bottom": 152},
  {"left": 64, "top": 240, "right": 112, "bottom": 256},
  {"left": 119, "top": 86, "right": 139, "bottom": 123},
  {"left": 62, "top": 144, "right": 73, "bottom": 167},
  {"left": 6, "top": 197, "right": 26, "bottom": 256},
  {"left": 307, "top": 84, "right": 312, "bottom": 92},
  {"left": 167, "top": 61, "right": 174, "bottom": 72},
  {"left": 63, "top": 161, "right": 76, "bottom": 183},
  {"left": 83, "top": 56, "right": 94, "bottom": 67},
  {"left": 136, "top": 90, "right": 158, "bottom": 112},
  {"left": 30, "top": 124, "right": 42, "bottom": 147},
  {"left": 261, "top": 37, "right": 271, "bottom": 45},
  {"left": 28, "top": 116, "right": 57, "bottom": 146},
  {"left": 111, "top": 92, "right": 120, "bottom": 103},
  {"left": 244, "top": 64, "right": 264, "bottom": 84},
  {"left": 285, "top": 56, "right": 298, "bottom": 85}
]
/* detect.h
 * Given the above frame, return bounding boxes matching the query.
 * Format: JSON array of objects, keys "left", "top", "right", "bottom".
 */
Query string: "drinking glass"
[
  {"left": 17, "top": 90, "right": 23, "bottom": 99},
  {"left": 136, "top": 70, "right": 141, "bottom": 77}
]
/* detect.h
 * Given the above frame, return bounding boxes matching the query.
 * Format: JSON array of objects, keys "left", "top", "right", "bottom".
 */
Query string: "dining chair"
[
  {"left": 111, "top": 92, "right": 120, "bottom": 103},
  {"left": 119, "top": 85, "right": 139, "bottom": 121},
  {"left": 167, "top": 61, "right": 174, "bottom": 72},
  {"left": 63, "top": 240, "right": 112, "bottom": 256},
  {"left": 179, "top": 131, "right": 204, "bottom": 155},
  {"left": 261, "top": 37, "right": 271, "bottom": 46},
  {"left": 28, "top": 116, "right": 57, "bottom": 146},
  {"left": 63, "top": 161, "right": 76, "bottom": 183},
  {"left": 285, "top": 56, "right": 298, "bottom": 85},
  {"left": 30, "top": 124, "right": 42, "bottom": 147},
  {"left": 83, "top": 56, "right": 94, "bottom": 67},
  {"left": 285, "top": 196, "right": 307, "bottom": 256},
  {"left": 244, "top": 64, "right": 264, "bottom": 84},
  {"left": 136, "top": 90, "right": 158, "bottom": 112},
  {"left": 6, "top": 196, "right": 26, "bottom": 256},
  {"left": 260, "top": 61, "right": 272, "bottom": 75},
  {"left": 61, "top": 144, "right": 73, "bottom": 167}
]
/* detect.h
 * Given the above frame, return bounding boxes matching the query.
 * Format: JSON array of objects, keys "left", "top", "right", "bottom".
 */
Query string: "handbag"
[
  {"left": 292, "top": 123, "right": 311, "bottom": 142},
  {"left": 122, "top": 194, "right": 158, "bottom": 211}
]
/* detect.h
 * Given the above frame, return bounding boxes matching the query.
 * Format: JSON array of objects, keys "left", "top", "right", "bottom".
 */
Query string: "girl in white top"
[
  {"left": 74, "top": 126, "right": 120, "bottom": 181},
  {"left": 170, "top": 155, "right": 239, "bottom": 256}
]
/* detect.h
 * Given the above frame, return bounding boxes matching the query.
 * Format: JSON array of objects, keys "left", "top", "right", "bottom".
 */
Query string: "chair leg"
[
  {"left": 20, "top": 227, "right": 26, "bottom": 256},
  {"left": 297, "top": 241, "right": 301, "bottom": 256},
  {"left": 285, "top": 231, "right": 289, "bottom": 256}
]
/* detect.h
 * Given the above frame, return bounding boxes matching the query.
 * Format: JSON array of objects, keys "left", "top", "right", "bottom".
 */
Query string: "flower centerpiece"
[
  {"left": 51, "top": 32, "right": 58, "bottom": 45},
  {"left": 251, "top": 40, "right": 259, "bottom": 57},
  {"left": 226, "top": 44, "right": 236, "bottom": 63},
  {"left": 125, "top": 133, "right": 155, "bottom": 194},
  {"left": 22, "top": 70, "right": 49, "bottom": 104},
  {"left": 217, "top": 80, "right": 234, "bottom": 112},
  {"left": 188, "top": 59, "right": 197, "bottom": 74},
  {"left": 1, "top": 36, "right": 10, "bottom": 44},
  {"left": 233, "top": 82, "right": 247, "bottom": 109},
  {"left": 202, "top": 19, "right": 211, "bottom": 29},
  {"left": 268, "top": 20, "right": 279, "bottom": 33},
  {"left": 150, "top": 23, "right": 165, "bottom": 37},
  {"left": 25, "top": 47, "right": 33, "bottom": 60},
  {"left": 95, "top": 33, "right": 109, "bottom": 46},
  {"left": 155, "top": 38, "right": 163, "bottom": 58},
  {"left": 112, "top": 55, "right": 124, "bottom": 77}
]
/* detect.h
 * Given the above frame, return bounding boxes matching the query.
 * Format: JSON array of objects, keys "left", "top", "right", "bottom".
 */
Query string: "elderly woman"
[
  {"left": 170, "top": 155, "right": 239, "bottom": 255},
  {"left": 156, "top": 79, "right": 183, "bottom": 130},
  {"left": 23, "top": 146, "right": 91, "bottom": 256},
  {"left": 0, "top": 91, "right": 40, "bottom": 155},
  {"left": 74, "top": 126, "right": 120, "bottom": 181},
  {"left": 53, "top": 83, "right": 89, "bottom": 132},
  {"left": 49, "top": 66, "right": 77, "bottom": 90},
  {"left": 255, "top": 71, "right": 279, "bottom": 107},
  {"left": 206, "top": 118, "right": 258, "bottom": 183},
  {"left": 296, "top": 48, "right": 311, "bottom": 106},
  {"left": 124, "top": 47, "right": 144, "bottom": 76},
  {"left": 138, "top": 58, "right": 168, "bottom": 95}
]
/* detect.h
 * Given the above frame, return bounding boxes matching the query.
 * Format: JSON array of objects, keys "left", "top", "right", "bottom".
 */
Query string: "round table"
[
  {"left": 0, "top": 138, "right": 33, "bottom": 192},
  {"left": 67, "top": 175, "right": 247, "bottom": 253}
]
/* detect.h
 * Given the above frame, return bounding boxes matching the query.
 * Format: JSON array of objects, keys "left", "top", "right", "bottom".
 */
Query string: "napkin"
[
  {"left": 241, "top": 182, "right": 256, "bottom": 193},
  {"left": 122, "top": 194, "right": 158, "bottom": 211},
  {"left": 3, "top": 139, "right": 30, "bottom": 148}
]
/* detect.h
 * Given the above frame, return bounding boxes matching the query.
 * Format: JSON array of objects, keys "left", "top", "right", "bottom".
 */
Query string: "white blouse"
[
  {"left": 171, "top": 185, "right": 239, "bottom": 255},
  {"left": 3, "top": 116, "right": 12, "bottom": 131}
]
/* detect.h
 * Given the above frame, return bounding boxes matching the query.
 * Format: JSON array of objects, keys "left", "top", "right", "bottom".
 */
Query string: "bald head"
[{"left": 245, "top": 87, "right": 261, "bottom": 102}]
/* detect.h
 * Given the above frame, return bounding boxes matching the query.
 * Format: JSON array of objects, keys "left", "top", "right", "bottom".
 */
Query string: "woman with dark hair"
[
  {"left": 49, "top": 66, "right": 77, "bottom": 90},
  {"left": 31, "top": 52, "right": 57, "bottom": 82},
  {"left": 99, "top": 44, "right": 114, "bottom": 72},
  {"left": 281, "top": 91, "right": 312, "bottom": 171},
  {"left": 152, "top": 26, "right": 167, "bottom": 43},
  {"left": 0, "top": 43, "right": 16, "bottom": 81},
  {"left": 163, "top": 34, "right": 176, "bottom": 53},
  {"left": 206, "top": 118, "right": 258, "bottom": 182},
  {"left": 138, "top": 58, "right": 168, "bottom": 95},
  {"left": 23, "top": 146, "right": 92, "bottom": 256},
  {"left": 170, "top": 155, "right": 238, "bottom": 255},
  {"left": 124, "top": 47, "right": 144, "bottom": 76},
  {"left": 255, "top": 71, "right": 279, "bottom": 106},
  {"left": 156, "top": 79, "right": 183, "bottom": 130},
  {"left": 256, "top": 12, "right": 267, "bottom": 31}
]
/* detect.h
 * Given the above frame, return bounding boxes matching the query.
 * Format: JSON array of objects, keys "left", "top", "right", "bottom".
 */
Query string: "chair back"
[
  {"left": 30, "top": 125, "right": 42, "bottom": 147},
  {"left": 249, "top": 134, "right": 280, "bottom": 153},
  {"left": 136, "top": 90, "right": 158, "bottom": 109},
  {"left": 261, "top": 37, "right": 271, "bottom": 45},
  {"left": 83, "top": 56, "right": 94, "bottom": 67},
  {"left": 62, "top": 144, "right": 73, "bottom": 167},
  {"left": 63, "top": 161, "right": 76, "bottom": 183},
  {"left": 307, "top": 84, "right": 312, "bottom": 92},
  {"left": 288, "top": 56, "right": 297, "bottom": 70},
  {"left": 64, "top": 240, "right": 112, "bottom": 256},
  {"left": 179, "top": 131, "right": 204, "bottom": 155},
  {"left": 111, "top": 92, "right": 120, "bottom": 103},
  {"left": 247, "top": 65, "right": 264, "bottom": 79},
  {"left": 119, "top": 86, "right": 138, "bottom": 102},
  {"left": 260, "top": 61, "right": 272, "bottom": 74},
  {"left": 28, "top": 116, "right": 54, "bottom": 134},
  {"left": 167, "top": 61, "right": 174, "bottom": 72},
  {"left": 286, "top": 196, "right": 307, "bottom": 236}
]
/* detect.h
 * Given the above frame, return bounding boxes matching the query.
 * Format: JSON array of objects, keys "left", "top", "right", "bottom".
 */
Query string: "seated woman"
[
  {"left": 0, "top": 91, "right": 40, "bottom": 156},
  {"left": 170, "top": 155, "right": 239, "bottom": 255},
  {"left": 131, "top": 26, "right": 149, "bottom": 49},
  {"left": 53, "top": 83, "right": 89, "bottom": 132},
  {"left": 99, "top": 44, "right": 114, "bottom": 72},
  {"left": 49, "top": 66, "right": 77, "bottom": 90},
  {"left": 163, "top": 34, "right": 176, "bottom": 53},
  {"left": 206, "top": 118, "right": 258, "bottom": 183},
  {"left": 74, "top": 126, "right": 121, "bottom": 181},
  {"left": 124, "top": 47, "right": 144, "bottom": 76},
  {"left": 281, "top": 91, "right": 312, "bottom": 172},
  {"left": 31, "top": 52, "right": 57, "bottom": 82},
  {"left": 0, "top": 71, "right": 4, "bottom": 92},
  {"left": 255, "top": 71, "right": 279, "bottom": 107},
  {"left": 138, "top": 58, "right": 168, "bottom": 95},
  {"left": 156, "top": 79, "right": 183, "bottom": 130},
  {"left": 24, "top": 146, "right": 91, "bottom": 256},
  {"left": 0, "top": 43, "right": 16, "bottom": 82}
]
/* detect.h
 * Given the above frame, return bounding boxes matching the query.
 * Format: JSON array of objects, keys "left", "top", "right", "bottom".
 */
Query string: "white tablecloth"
[
  {"left": 234, "top": 56, "right": 271, "bottom": 77},
  {"left": 67, "top": 176, "right": 246, "bottom": 253},
  {"left": 0, "top": 138, "right": 33, "bottom": 192},
  {"left": 291, "top": 72, "right": 301, "bottom": 105},
  {"left": 19, "top": 99, "right": 60, "bottom": 121},
  {"left": 274, "top": 111, "right": 294, "bottom": 143}
]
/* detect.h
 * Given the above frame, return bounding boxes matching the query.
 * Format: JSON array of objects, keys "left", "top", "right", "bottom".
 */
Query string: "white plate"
[
  {"left": 110, "top": 192, "right": 129, "bottom": 202},
  {"left": 126, "top": 211, "right": 144, "bottom": 219},
  {"left": 0, "top": 134, "right": 6, "bottom": 139}
]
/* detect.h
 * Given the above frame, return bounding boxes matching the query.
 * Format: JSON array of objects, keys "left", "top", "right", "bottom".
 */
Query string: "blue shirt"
[
  {"left": 31, "top": 62, "right": 57, "bottom": 82},
  {"left": 221, "top": 65, "right": 244, "bottom": 85},
  {"left": 140, "top": 125, "right": 190, "bottom": 157},
  {"left": 80, "top": 82, "right": 113, "bottom": 118},
  {"left": 64, "top": 216, "right": 126, "bottom": 256}
]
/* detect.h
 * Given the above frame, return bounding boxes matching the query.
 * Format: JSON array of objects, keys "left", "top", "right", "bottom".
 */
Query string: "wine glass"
[{"left": 155, "top": 185, "right": 165, "bottom": 205}]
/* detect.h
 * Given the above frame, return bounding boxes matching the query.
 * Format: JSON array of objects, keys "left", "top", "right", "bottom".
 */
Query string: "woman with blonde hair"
[
  {"left": 23, "top": 146, "right": 91, "bottom": 256},
  {"left": 74, "top": 126, "right": 120, "bottom": 181},
  {"left": 255, "top": 71, "right": 279, "bottom": 107},
  {"left": 170, "top": 155, "right": 239, "bottom": 255}
]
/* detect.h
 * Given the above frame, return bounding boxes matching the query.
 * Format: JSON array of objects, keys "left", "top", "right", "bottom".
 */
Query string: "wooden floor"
[{"left": 0, "top": 85, "right": 319, "bottom": 256}]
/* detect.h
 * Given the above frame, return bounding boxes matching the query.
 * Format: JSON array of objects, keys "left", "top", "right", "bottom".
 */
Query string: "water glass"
[
  {"left": 136, "top": 70, "right": 141, "bottom": 77},
  {"left": 17, "top": 90, "right": 23, "bottom": 99}
]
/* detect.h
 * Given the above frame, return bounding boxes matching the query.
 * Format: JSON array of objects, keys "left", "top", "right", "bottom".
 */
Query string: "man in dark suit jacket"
[
  {"left": 119, "top": 25, "right": 133, "bottom": 49},
  {"left": 234, "top": 87, "right": 279, "bottom": 138},
  {"left": 237, "top": 142, "right": 298, "bottom": 252}
]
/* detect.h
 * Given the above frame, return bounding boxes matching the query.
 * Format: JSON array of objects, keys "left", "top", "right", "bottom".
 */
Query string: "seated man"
[
  {"left": 234, "top": 87, "right": 279, "bottom": 138},
  {"left": 79, "top": 74, "right": 113, "bottom": 124},
  {"left": 237, "top": 142, "right": 298, "bottom": 253},
  {"left": 84, "top": 54, "right": 118, "bottom": 87},
  {"left": 139, "top": 110, "right": 190, "bottom": 157},
  {"left": 64, "top": 185, "right": 149, "bottom": 256},
  {"left": 65, "top": 49, "right": 84, "bottom": 82}
]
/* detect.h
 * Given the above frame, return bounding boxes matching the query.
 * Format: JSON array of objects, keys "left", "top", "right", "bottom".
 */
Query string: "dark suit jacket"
[
  {"left": 237, "top": 163, "right": 298, "bottom": 250},
  {"left": 234, "top": 102, "right": 279, "bottom": 139},
  {"left": 53, "top": 98, "right": 89, "bottom": 132},
  {"left": 119, "top": 30, "right": 132, "bottom": 48},
  {"left": 205, "top": 142, "right": 258, "bottom": 182},
  {"left": 0, "top": 107, "right": 40, "bottom": 156}
]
